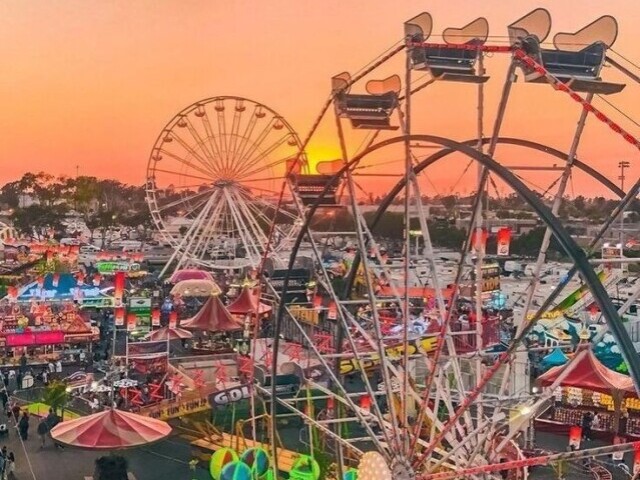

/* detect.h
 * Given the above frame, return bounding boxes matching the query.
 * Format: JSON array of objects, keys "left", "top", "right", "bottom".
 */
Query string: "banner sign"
[
  {"left": 127, "top": 340, "right": 167, "bottom": 358},
  {"left": 209, "top": 384, "right": 252, "bottom": 407},
  {"left": 129, "top": 353, "right": 167, "bottom": 375},
  {"left": 96, "top": 262, "right": 140, "bottom": 274},
  {"left": 339, "top": 335, "right": 438, "bottom": 375},
  {"left": 5, "top": 331, "right": 65, "bottom": 347}
]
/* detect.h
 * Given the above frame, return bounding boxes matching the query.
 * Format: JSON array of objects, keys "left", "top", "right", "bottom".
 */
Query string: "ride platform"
[{"left": 191, "top": 432, "right": 299, "bottom": 473}]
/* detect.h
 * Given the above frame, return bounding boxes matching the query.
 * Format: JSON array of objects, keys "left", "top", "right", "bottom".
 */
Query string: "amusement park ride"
[{"left": 146, "top": 8, "right": 640, "bottom": 480}]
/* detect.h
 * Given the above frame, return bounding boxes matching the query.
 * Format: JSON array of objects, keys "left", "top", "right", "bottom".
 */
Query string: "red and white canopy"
[
  {"left": 227, "top": 287, "right": 272, "bottom": 316},
  {"left": 50, "top": 408, "right": 171, "bottom": 449},
  {"left": 143, "top": 326, "right": 193, "bottom": 341},
  {"left": 168, "top": 269, "right": 214, "bottom": 284},
  {"left": 181, "top": 295, "right": 242, "bottom": 332}
]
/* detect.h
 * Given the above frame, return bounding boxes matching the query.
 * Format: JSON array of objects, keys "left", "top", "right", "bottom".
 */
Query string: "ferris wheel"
[
  {"left": 253, "top": 8, "right": 640, "bottom": 480},
  {"left": 146, "top": 96, "right": 306, "bottom": 272}
]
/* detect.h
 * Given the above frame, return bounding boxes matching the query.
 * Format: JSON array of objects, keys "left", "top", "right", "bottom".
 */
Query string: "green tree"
[
  {"left": 42, "top": 380, "right": 69, "bottom": 417},
  {"left": 10, "top": 204, "right": 69, "bottom": 237}
]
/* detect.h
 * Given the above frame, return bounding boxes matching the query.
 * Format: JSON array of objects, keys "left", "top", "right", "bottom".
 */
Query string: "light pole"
[{"left": 619, "top": 161, "right": 630, "bottom": 250}]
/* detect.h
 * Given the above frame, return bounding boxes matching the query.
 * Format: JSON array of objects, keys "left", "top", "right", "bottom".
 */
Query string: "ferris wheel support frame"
[{"left": 271, "top": 134, "right": 640, "bottom": 474}]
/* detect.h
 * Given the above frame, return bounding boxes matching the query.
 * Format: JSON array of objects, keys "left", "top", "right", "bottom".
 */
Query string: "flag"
[
  {"left": 496, "top": 227, "right": 511, "bottom": 256},
  {"left": 115, "top": 307, "right": 125, "bottom": 326},
  {"left": 127, "top": 313, "right": 137, "bottom": 331},
  {"left": 114, "top": 271, "right": 126, "bottom": 306},
  {"left": 151, "top": 309, "right": 161, "bottom": 327},
  {"left": 470, "top": 228, "right": 488, "bottom": 255},
  {"left": 169, "top": 311, "right": 178, "bottom": 329},
  {"left": 569, "top": 425, "right": 581, "bottom": 450},
  {"left": 327, "top": 301, "right": 337, "bottom": 320}
]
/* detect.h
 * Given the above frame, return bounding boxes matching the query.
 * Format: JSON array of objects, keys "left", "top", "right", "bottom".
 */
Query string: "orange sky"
[{"left": 1, "top": 0, "right": 638, "bottom": 197}]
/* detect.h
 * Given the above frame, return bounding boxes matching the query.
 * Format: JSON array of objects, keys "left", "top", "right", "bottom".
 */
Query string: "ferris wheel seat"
[
  {"left": 294, "top": 174, "right": 342, "bottom": 206},
  {"left": 517, "top": 33, "right": 624, "bottom": 94},
  {"left": 335, "top": 91, "right": 398, "bottom": 130}
]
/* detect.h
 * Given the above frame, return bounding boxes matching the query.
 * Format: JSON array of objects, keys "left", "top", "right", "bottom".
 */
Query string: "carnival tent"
[
  {"left": 50, "top": 408, "right": 171, "bottom": 449},
  {"left": 181, "top": 295, "right": 242, "bottom": 332},
  {"left": 227, "top": 287, "right": 272, "bottom": 316},
  {"left": 169, "top": 269, "right": 214, "bottom": 284},
  {"left": 143, "top": 326, "right": 193, "bottom": 341},
  {"left": 170, "top": 279, "right": 221, "bottom": 297},
  {"left": 537, "top": 348, "right": 636, "bottom": 397}
]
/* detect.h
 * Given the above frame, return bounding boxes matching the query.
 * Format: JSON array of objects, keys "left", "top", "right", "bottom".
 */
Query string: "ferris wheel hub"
[
  {"left": 213, "top": 179, "right": 235, "bottom": 188},
  {"left": 391, "top": 456, "right": 416, "bottom": 480}
]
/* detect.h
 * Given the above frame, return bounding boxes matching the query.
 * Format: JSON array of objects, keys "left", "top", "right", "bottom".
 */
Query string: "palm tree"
[{"left": 42, "top": 381, "right": 69, "bottom": 417}]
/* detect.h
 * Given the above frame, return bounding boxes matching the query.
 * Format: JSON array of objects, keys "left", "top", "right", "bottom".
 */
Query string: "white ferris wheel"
[{"left": 145, "top": 96, "right": 306, "bottom": 272}]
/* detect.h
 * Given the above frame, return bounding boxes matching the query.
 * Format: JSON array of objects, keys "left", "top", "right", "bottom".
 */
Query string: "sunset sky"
[{"left": 1, "top": 0, "right": 638, "bottom": 197}]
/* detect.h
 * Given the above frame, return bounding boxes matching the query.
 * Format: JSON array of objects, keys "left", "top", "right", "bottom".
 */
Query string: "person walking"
[
  {"left": 18, "top": 412, "right": 29, "bottom": 441},
  {"left": 4, "top": 452, "right": 15, "bottom": 479},
  {"left": 0, "top": 391, "right": 7, "bottom": 415},
  {"left": 37, "top": 417, "right": 48, "bottom": 448}
]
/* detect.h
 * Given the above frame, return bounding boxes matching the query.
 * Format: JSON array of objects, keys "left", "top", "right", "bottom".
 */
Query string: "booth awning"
[
  {"left": 537, "top": 348, "right": 637, "bottom": 397},
  {"left": 143, "top": 327, "right": 193, "bottom": 341}
]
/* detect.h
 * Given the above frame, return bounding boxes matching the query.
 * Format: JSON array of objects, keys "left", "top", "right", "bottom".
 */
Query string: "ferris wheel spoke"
[
  {"left": 163, "top": 130, "right": 219, "bottom": 178},
  {"left": 183, "top": 117, "right": 224, "bottom": 177},
  {"left": 235, "top": 134, "right": 292, "bottom": 179},
  {"left": 222, "top": 188, "right": 262, "bottom": 265},
  {"left": 154, "top": 149, "right": 215, "bottom": 181},
  {"left": 231, "top": 117, "right": 277, "bottom": 173},
  {"left": 242, "top": 184, "right": 284, "bottom": 197},
  {"left": 234, "top": 205, "right": 270, "bottom": 261},
  {"left": 199, "top": 110, "right": 226, "bottom": 171},
  {"left": 191, "top": 197, "right": 226, "bottom": 262},
  {"left": 170, "top": 189, "right": 219, "bottom": 263},
  {"left": 251, "top": 195, "right": 299, "bottom": 222},
  {"left": 156, "top": 187, "right": 215, "bottom": 214},
  {"left": 227, "top": 102, "right": 245, "bottom": 165},
  {"left": 240, "top": 176, "right": 286, "bottom": 184},
  {"left": 215, "top": 104, "right": 230, "bottom": 174},
  {"left": 278, "top": 194, "right": 404, "bottom": 452},
  {"left": 234, "top": 106, "right": 260, "bottom": 162}
]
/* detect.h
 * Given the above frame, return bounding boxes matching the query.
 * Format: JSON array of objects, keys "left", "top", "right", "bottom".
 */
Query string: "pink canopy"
[
  {"left": 143, "top": 326, "right": 192, "bottom": 341},
  {"left": 50, "top": 408, "right": 171, "bottom": 449},
  {"left": 181, "top": 295, "right": 242, "bottom": 332},
  {"left": 227, "top": 287, "right": 272, "bottom": 316},
  {"left": 537, "top": 348, "right": 637, "bottom": 397},
  {"left": 168, "top": 269, "right": 214, "bottom": 284}
]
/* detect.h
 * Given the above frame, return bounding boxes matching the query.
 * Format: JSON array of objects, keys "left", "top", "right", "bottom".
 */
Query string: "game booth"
[{"left": 534, "top": 346, "right": 640, "bottom": 444}]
